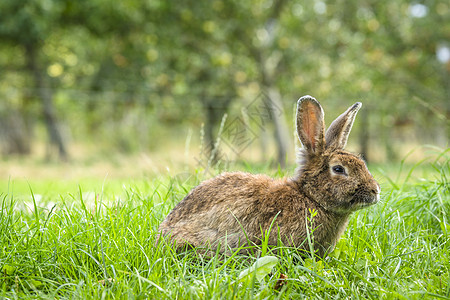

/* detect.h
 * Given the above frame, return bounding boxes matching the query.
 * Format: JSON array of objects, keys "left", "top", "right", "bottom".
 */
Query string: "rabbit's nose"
[
  {"left": 366, "top": 179, "right": 378, "bottom": 193},
  {"left": 369, "top": 182, "right": 381, "bottom": 201},
  {"left": 370, "top": 185, "right": 379, "bottom": 195}
]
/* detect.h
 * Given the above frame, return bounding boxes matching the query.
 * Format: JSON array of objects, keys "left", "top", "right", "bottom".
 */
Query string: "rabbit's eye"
[{"left": 332, "top": 165, "right": 346, "bottom": 175}]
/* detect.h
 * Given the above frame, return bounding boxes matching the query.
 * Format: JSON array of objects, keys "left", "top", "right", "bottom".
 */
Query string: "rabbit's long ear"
[
  {"left": 296, "top": 96, "right": 325, "bottom": 153},
  {"left": 325, "top": 102, "right": 362, "bottom": 150}
]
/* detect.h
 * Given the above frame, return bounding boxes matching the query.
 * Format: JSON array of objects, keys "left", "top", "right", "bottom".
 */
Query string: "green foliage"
[
  {"left": 0, "top": 0, "right": 448, "bottom": 158},
  {"left": 237, "top": 256, "right": 278, "bottom": 283},
  {"left": 0, "top": 0, "right": 64, "bottom": 45},
  {"left": 0, "top": 151, "right": 448, "bottom": 298}
]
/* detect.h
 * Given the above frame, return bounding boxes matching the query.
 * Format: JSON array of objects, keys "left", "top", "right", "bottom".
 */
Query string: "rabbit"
[{"left": 158, "top": 95, "right": 380, "bottom": 257}]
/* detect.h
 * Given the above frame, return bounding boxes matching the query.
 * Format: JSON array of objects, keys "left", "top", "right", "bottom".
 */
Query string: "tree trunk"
[
  {"left": 0, "top": 108, "right": 31, "bottom": 155},
  {"left": 25, "top": 43, "right": 68, "bottom": 160},
  {"left": 259, "top": 0, "right": 290, "bottom": 169},
  {"left": 266, "top": 88, "right": 290, "bottom": 168},
  {"left": 201, "top": 97, "right": 232, "bottom": 166},
  {"left": 382, "top": 114, "right": 397, "bottom": 162},
  {"left": 359, "top": 103, "right": 370, "bottom": 162},
  {"left": 204, "top": 100, "right": 216, "bottom": 152}
]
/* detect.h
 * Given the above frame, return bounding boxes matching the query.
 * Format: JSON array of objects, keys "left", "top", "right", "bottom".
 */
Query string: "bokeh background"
[{"left": 0, "top": 0, "right": 448, "bottom": 179}]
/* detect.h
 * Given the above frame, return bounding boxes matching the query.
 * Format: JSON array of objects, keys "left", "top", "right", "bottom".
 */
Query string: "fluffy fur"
[{"left": 158, "top": 96, "right": 380, "bottom": 256}]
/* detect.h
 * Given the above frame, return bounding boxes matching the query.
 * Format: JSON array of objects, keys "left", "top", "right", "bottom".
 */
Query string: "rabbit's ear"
[
  {"left": 296, "top": 96, "right": 325, "bottom": 153},
  {"left": 325, "top": 102, "right": 362, "bottom": 150}
]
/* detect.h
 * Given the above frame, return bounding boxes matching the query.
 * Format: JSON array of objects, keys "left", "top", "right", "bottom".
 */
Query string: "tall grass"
[{"left": 0, "top": 150, "right": 449, "bottom": 299}]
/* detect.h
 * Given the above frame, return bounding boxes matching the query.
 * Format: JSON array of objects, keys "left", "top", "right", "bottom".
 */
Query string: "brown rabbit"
[{"left": 158, "top": 96, "right": 380, "bottom": 256}]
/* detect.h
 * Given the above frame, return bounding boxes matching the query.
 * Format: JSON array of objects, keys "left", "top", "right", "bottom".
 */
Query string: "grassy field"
[{"left": 1, "top": 149, "right": 449, "bottom": 299}]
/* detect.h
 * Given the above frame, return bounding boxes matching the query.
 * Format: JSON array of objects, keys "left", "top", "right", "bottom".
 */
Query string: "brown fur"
[{"left": 158, "top": 96, "right": 380, "bottom": 257}]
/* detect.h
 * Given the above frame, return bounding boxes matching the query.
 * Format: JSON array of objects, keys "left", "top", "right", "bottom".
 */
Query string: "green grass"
[{"left": 1, "top": 150, "right": 449, "bottom": 299}]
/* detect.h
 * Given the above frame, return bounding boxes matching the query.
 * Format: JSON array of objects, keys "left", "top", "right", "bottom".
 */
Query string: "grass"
[{"left": 0, "top": 149, "right": 449, "bottom": 299}]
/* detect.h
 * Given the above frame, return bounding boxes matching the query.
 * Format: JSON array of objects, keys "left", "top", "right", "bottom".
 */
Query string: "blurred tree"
[
  {"left": 146, "top": 2, "right": 237, "bottom": 162},
  {"left": 279, "top": 0, "right": 449, "bottom": 162},
  {"left": 150, "top": 0, "right": 295, "bottom": 166},
  {"left": 228, "top": 0, "right": 292, "bottom": 167},
  {"left": 0, "top": 0, "right": 447, "bottom": 164},
  {"left": 0, "top": 0, "right": 67, "bottom": 159},
  {"left": 0, "top": 0, "right": 68, "bottom": 159}
]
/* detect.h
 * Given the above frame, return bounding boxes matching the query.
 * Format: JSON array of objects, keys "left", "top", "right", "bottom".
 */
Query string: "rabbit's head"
[{"left": 295, "top": 96, "right": 380, "bottom": 214}]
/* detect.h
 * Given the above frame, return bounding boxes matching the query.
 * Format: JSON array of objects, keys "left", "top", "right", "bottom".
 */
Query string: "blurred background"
[{"left": 0, "top": 0, "right": 448, "bottom": 180}]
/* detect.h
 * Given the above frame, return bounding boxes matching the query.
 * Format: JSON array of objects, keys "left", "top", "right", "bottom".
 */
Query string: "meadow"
[{"left": 0, "top": 148, "right": 449, "bottom": 299}]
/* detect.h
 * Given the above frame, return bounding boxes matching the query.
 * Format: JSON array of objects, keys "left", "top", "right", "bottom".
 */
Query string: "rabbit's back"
[{"left": 158, "top": 172, "right": 312, "bottom": 250}]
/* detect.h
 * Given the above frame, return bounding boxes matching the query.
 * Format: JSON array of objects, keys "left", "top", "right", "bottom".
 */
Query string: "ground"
[{"left": 0, "top": 148, "right": 448, "bottom": 299}]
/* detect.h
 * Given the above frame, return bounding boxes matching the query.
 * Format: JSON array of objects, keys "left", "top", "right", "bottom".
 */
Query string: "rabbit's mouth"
[
  {"left": 349, "top": 194, "right": 379, "bottom": 209},
  {"left": 329, "top": 195, "right": 378, "bottom": 213},
  {"left": 348, "top": 184, "right": 380, "bottom": 210}
]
